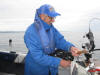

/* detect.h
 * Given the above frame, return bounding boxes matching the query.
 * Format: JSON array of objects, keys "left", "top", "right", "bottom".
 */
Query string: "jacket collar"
[{"left": 40, "top": 19, "right": 52, "bottom": 31}]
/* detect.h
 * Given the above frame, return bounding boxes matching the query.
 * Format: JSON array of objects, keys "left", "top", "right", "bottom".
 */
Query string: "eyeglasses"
[{"left": 47, "top": 16, "right": 56, "bottom": 20}]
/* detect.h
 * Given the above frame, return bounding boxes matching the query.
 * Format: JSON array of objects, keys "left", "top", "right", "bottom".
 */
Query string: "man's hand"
[
  {"left": 70, "top": 46, "right": 80, "bottom": 56},
  {"left": 60, "top": 59, "right": 71, "bottom": 68}
]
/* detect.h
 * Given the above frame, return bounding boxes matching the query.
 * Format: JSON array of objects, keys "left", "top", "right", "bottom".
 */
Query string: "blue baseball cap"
[{"left": 37, "top": 4, "right": 61, "bottom": 17}]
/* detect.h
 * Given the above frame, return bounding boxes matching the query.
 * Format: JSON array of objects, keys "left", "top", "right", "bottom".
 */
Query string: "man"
[{"left": 24, "top": 4, "right": 80, "bottom": 75}]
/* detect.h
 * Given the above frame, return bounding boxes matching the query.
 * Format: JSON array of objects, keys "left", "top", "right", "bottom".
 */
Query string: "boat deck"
[{"left": 0, "top": 51, "right": 25, "bottom": 75}]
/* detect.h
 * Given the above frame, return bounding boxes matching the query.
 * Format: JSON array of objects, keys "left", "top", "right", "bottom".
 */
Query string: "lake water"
[
  {"left": 0, "top": 32, "right": 27, "bottom": 53},
  {"left": 0, "top": 31, "right": 100, "bottom": 60}
]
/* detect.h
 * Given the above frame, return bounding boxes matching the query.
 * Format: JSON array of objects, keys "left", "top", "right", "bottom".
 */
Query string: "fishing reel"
[
  {"left": 82, "top": 30, "right": 95, "bottom": 63},
  {"left": 49, "top": 49, "right": 74, "bottom": 61}
]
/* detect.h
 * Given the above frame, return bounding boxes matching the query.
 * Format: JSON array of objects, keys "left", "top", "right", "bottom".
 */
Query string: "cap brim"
[{"left": 48, "top": 12, "right": 61, "bottom": 17}]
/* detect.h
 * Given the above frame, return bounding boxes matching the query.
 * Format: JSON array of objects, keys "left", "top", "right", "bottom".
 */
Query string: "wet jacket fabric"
[{"left": 24, "top": 11, "right": 74, "bottom": 75}]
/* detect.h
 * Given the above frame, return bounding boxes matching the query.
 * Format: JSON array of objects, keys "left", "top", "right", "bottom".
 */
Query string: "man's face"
[{"left": 40, "top": 14, "right": 55, "bottom": 25}]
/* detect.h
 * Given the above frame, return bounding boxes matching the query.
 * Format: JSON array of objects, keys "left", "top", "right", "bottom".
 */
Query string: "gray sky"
[{"left": 0, "top": 0, "right": 100, "bottom": 32}]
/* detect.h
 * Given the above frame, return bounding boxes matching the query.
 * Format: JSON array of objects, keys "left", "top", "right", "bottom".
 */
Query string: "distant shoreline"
[{"left": 0, "top": 31, "right": 25, "bottom": 33}]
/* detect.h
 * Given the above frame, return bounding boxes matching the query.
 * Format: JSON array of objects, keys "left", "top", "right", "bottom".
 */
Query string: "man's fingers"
[
  {"left": 76, "top": 50, "right": 88, "bottom": 54},
  {"left": 60, "top": 59, "right": 71, "bottom": 68}
]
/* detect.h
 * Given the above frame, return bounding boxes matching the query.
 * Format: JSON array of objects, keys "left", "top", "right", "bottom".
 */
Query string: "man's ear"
[{"left": 40, "top": 14, "right": 45, "bottom": 20}]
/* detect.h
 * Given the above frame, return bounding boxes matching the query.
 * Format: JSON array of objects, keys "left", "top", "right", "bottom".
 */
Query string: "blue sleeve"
[
  {"left": 24, "top": 31, "right": 61, "bottom": 68},
  {"left": 54, "top": 29, "right": 74, "bottom": 51}
]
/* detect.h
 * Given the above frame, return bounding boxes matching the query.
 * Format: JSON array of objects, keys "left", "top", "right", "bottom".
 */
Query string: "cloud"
[{"left": 0, "top": 0, "right": 100, "bottom": 31}]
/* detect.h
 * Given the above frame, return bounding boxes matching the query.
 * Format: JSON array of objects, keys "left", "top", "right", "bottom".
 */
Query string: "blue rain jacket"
[{"left": 24, "top": 11, "right": 74, "bottom": 75}]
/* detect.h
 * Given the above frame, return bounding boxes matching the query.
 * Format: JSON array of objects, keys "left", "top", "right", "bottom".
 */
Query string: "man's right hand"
[{"left": 60, "top": 59, "right": 71, "bottom": 68}]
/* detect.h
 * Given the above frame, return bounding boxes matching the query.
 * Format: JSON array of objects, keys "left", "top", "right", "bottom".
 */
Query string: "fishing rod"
[
  {"left": 80, "top": 18, "right": 100, "bottom": 75},
  {"left": 83, "top": 18, "right": 100, "bottom": 62}
]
